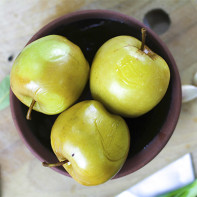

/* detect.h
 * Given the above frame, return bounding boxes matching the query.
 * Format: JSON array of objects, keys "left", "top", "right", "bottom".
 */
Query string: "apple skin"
[
  {"left": 10, "top": 35, "right": 89, "bottom": 115},
  {"left": 51, "top": 100, "right": 130, "bottom": 186},
  {"left": 90, "top": 36, "right": 170, "bottom": 117}
]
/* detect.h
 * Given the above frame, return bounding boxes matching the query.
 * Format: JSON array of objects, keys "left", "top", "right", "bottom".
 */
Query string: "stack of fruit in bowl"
[{"left": 10, "top": 26, "right": 170, "bottom": 186}]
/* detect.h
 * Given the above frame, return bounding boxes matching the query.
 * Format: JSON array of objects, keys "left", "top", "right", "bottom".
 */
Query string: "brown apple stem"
[
  {"left": 26, "top": 99, "right": 36, "bottom": 120},
  {"left": 42, "top": 159, "right": 69, "bottom": 167},
  {"left": 141, "top": 28, "right": 146, "bottom": 51}
]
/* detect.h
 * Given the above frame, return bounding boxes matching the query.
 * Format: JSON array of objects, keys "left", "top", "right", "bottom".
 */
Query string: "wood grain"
[{"left": 1, "top": 0, "right": 197, "bottom": 196}]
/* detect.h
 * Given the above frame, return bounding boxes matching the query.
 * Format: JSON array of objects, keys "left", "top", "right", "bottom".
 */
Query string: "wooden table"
[{"left": 1, "top": 0, "right": 197, "bottom": 196}]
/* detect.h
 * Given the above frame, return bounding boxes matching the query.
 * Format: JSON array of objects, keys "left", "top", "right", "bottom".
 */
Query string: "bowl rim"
[{"left": 10, "top": 9, "right": 182, "bottom": 179}]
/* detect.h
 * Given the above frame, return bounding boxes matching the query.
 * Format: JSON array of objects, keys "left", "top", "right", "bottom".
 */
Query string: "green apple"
[
  {"left": 90, "top": 29, "right": 170, "bottom": 117},
  {"left": 44, "top": 100, "right": 130, "bottom": 186},
  {"left": 10, "top": 35, "right": 89, "bottom": 119}
]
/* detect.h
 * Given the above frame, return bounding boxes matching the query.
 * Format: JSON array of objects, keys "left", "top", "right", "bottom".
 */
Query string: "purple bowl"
[{"left": 10, "top": 10, "right": 181, "bottom": 179}]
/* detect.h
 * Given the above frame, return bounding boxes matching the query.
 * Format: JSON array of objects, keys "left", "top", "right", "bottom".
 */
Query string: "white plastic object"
[{"left": 182, "top": 85, "right": 197, "bottom": 103}]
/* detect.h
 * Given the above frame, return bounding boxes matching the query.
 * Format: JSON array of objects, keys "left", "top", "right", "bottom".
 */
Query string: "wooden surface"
[{"left": 1, "top": 0, "right": 197, "bottom": 196}]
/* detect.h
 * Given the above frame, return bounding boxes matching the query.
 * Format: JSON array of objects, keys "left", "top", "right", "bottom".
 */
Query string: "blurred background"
[{"left": 1, "top": 0, "right": 197, "bottom": 196}]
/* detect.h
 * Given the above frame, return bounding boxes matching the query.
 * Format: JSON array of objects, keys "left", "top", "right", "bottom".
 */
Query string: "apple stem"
[
  {"left": 26, "top": 99, "right": 36, "bottom": 120},
  {"left": 141, "top": 28, "right": 146, "bottom": 51},
  {"left": 42, "top": 159, "right": 69, "bottom": 167}
]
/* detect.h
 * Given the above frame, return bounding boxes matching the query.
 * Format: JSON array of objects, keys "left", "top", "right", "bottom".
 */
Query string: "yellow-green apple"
[
  {"left": 10, "top": 35, "right": 89, "bottom": 119},
  {"left": 90, "top": 29, "right": 170, "bottom": 117},
  {"left": 43, "top": 100, "right": 130, "bottom": 186}
]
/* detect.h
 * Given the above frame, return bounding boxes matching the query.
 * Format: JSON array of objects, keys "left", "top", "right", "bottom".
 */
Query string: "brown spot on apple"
[{"left": 143, "top": 46, "right": 157, "bottom": 60}]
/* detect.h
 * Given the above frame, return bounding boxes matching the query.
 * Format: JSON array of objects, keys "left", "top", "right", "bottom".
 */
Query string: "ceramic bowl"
[{"left": 10, "top": 10, "right": 181, "bottom": 179}]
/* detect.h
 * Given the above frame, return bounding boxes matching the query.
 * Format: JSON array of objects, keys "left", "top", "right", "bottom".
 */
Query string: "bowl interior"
[{"left": 10, "top": 10, "right": 181, "bottom": 179}]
